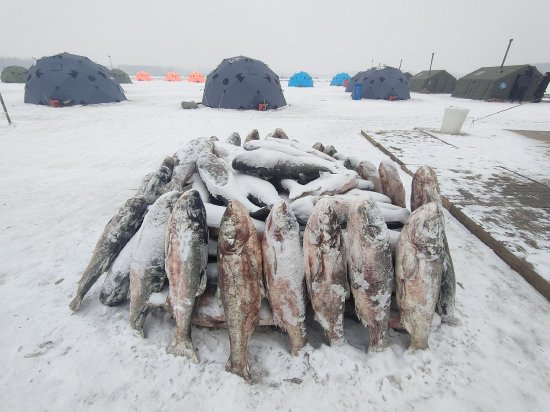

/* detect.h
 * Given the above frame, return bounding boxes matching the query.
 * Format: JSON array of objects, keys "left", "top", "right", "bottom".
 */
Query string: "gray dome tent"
[
  {"left": 345, "top": 70, "right": 368, "bottom": 92},
  {"left": 350, "top": 66, "right": 410, "bottom": 100},
  {"left": 202, "top": 56, "right": 286, "bottom": 110},
  {"left": 24, "top": 52, "right": 127, "bottom": 106},
  {"left": 1, "top": 65, "right": 28, "bottom": 83},
  {"left": 410, "top": 70, "right": 457, "bottom": 94},
  {"left": 111, "top": 68, "right": 132, "bottom": 84},
  {"left": 452, "top": 65, "right": 542, "bottom": 101}
]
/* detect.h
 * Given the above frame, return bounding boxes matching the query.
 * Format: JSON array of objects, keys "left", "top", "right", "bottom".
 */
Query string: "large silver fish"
[
  {"left": 165, "top": 190, "right": 208, "bottom": 362},
  {"left": 262, "top": 201, "right": 307, "bottom": 355},
  {"left": 197, "top": 152, "right": 263, "bottom": 215},
  {"left": 167, "top": 138, "right": 215, "bottom": 192},
  {"left": 303, "top": 198, "right": 347, "bottom": 345},
  {"left": 347, "top": 198, "right": 393, "bottom": 351},
  {"left": 244, "top": 129, "right": 260, "bottom": 143},
  {"left": 232, "top": 148, "right": 339, "bottom": 180},
  {"left": 395, "top": 202, "right": 444, "bottom": 350},
  {"left": 379, "top": 160, "right": 406, "bottom": 207},
  {"left": 129, "top": 191, "right": 181, "bottom": 335},
  {"left": 411, "top": 166, "right": 456, "bottom": 323},
  {"left": 281, "top": 171, "right": 358, "bottom": 201},
  {"left": 99, "top": 228, "right": 140, "bottom": 306},
  {"left": 225, "top": 132, "right": 241, "bottom": 146},
  {"left": 344, "top": 157, "right": 382, "bottom": 193},
  {"left": 137, "top": 156, "right": 175, "bottom": 204},
  {"left": 69, "top": 196, "right": 149, "bottom": 311},
  {"left": 218, "top": 200, "right": 264, "bottom": 381}
]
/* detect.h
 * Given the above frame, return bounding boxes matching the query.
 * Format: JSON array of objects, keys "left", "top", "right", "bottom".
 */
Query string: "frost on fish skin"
[
  {"left": 197, "top": 152, "right": 262, "bottom": 214},
  {"left": 395, "top": 202, "right": 444, "bottom": 350},
  {"left": 347, "top": 198, "right": 394, "bottom": 352},
  {"left": 411, "top": 166, "right": 456, "bottom": 324},
  {"left": 129, "top": 191, "right": 181, "bottom": 336},
  {"left": 262, "top": 201, "right": 307, "bottom": 355},
  {"left": 232, "top": 148, "right": 340, "bottom": 180},
  {"left": 165, "top": 190, "right": 208, "bottom": 363},
  {"left": 303, "top": 198, "right": 347, "bottom": 345},
  {"left": 218, "top": 200, "right": 263, "bottom": 381},
  {"left": 99, "top": 228, "right": 140, "bottom": 306},
  {"left": 282, "top": 172, "right": 357, "bottom": 201},
  {"left": 69, "top": 196, "right": 149, "bottom": 312},
  {"left": 379, "top": 160, "right": 406, "bottom": 208}
]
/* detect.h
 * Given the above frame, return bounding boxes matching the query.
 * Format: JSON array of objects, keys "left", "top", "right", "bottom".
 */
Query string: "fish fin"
[
  {"left": 196, "top": 268, "right": 207, "bottom": 297},
  {"left": 166, "top": 340, "right": 199, "bottom": 363}
]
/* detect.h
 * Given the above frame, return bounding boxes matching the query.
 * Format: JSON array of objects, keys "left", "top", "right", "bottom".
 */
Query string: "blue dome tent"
[
  {"left": 288, "top": 71, "right": 313, "bottom": 87},
  {"left": 24, "top": 52, "right": 127, "bottom": 106},
  {"left": 350, "top": 66, "right": 410, "bottom": 100},
  {"left": 330, "top": 72, "right": 351, "bottom": 86}
]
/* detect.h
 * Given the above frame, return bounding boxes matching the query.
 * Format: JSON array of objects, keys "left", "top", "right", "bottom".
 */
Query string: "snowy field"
[{"left": 1, "top": 80, "right": 549, "bottom": 411}]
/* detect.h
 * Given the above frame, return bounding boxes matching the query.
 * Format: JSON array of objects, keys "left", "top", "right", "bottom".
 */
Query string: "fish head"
[
  {"left": 315, "top": 198, "right": 343, "bottom": 250},
  {"left": 197, "top": 152, "right": 230, "bottom": 186},
  {"left": 355, "top": 198, "right": 387, "bottom": 242},
  {"left": 267, "top": 200, "right": 298, "bottom": 240},
  {"left": 175, "top": 190, "right": 208, "bottom": 241},
  {"left": 219, "top": 200, "right": 252, "bottom": 253},
  {"left": 410, "top": 202, "right": 444, "bottom": 257}
]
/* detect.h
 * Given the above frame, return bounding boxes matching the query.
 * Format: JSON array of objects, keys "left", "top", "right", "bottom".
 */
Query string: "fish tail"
[
  {"left": 166, "top": 340, "right": 199, "bottom": 363},
  {"left": 225, "top": 357, "right": 251, "bottom": 382}
]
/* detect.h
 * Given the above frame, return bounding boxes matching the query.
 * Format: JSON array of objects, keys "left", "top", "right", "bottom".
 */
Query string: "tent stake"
[{"left": 0, "top": 92, "right": 12, "bottom": 125}]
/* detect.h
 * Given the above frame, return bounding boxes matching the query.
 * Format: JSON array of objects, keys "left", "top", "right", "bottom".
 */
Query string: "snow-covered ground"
[{"left": 1, "top": 81, "right": 549, "bottom": 411}]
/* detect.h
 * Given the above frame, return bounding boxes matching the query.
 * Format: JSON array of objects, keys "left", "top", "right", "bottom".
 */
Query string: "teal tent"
[
  {"left": 330, "top": 72, "right": 351, "bottom": 86},
  {"left": 288, "top": 71, "right": 313, "bottom": 87}
]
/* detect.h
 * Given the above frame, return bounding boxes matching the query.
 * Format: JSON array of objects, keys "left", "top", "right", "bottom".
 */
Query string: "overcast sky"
[{"left": 2, "top": 0, "right": 549, "bottom": 76}]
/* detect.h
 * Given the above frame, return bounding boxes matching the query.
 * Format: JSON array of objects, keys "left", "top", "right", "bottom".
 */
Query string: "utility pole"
[
  {"left": 500, "top": 39, "right": 513, "bottom": 74},
  {"left": 399, "top": 59, "right": 403, "bottom": 70},
  {"left": 429, "top": 52, "right": 435, "bottom": 75},
  {"left": 108, "top": 55, "right": 113, "bottom": 69},
  {"left": 0, "top": 92, "right": 12, "bottom": 125}
]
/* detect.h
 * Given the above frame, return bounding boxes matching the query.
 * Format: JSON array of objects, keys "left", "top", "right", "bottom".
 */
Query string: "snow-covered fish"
[
  {"left": 395, "top": 202, "right": 444, "bottom": 350},
  {"left": 411, "top": 166, "right": 456, "bottom": 323},
  {"left": 323, "top": 145, "right": 337, "bottom": 157},
  {"left": 379, "top": 160, "right": 406, "bottom": 207},
  {"left": 165, "top": 190, "right": 208, "bottom": 362},
  {"left": 218, "top": 200, "right": 264, "bottom": 381},
  {"left": 232, "top": 148, "right": 339, "bottom": 179},
  {"left": 129, "top": 191, "right": 181, "bottom": 335},
  {"left": 173, "top": 137, "right": 214, "bottom": 165},
  {"left": 204, "top": 202, "right": 265, "bottom": 236},
  {"left": 281, "top": 172, "right": 357, "bottom": 201},
  {"left": 233, "top": 172, "right": 282, "bottom": 207},
  {"left": 290, "top": 194, "right": 408, "bottom": 226},
  {"left": 212, "top": 141, "right": 245, "bottom": 167},
  {"left": 303, "top": 198, "right": 347, "bottom": 345},
  {"left": 262, "top": 201, "right": 307, "bottom": 355},
  {"left": 225, "top": 132, "right": 241, "bottom": 146},
  {"left": 99, "top": 229, "right": 140, "bottom": 306},
  {"left": 137, "top": 156, "right": 175, "bottom": 203},
  {"left": 269, "top": 128, "right": 289, "bottom": 139},
  {"left": 244, "top": 129, "right": 259, "bottom": 143},
  {"left": 347, "top": 198, "right": 393, "bottom": 351},
  {"left": 344, "top": 157, "right": 382, "bottom": 193},
  {"left": 197, "top": 152, "right": 264, "bottom": 215},
  {"left": 69, "top": 196, "right": 149, "bottom": 311}
]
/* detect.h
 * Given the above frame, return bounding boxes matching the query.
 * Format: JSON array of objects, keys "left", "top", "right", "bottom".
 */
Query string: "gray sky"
[{"left": 2, "top": 0, "right": 549, "bottom": 77}]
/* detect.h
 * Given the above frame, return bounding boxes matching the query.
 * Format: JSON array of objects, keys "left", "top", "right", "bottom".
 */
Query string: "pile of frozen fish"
[{"left": 69, "top": 128, "right": 455, "bottom": 382}]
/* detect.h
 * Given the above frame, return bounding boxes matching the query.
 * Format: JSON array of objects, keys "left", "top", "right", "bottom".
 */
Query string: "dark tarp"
[
  {"left": 349, "top": 67, "right": 410, "bottom": 100},
  {"left": 24, "top": 52, "right": 127, "bottom": 106},
  {"left": 202, "top": 56, "right": 287, "bottom": 110},
  {"left": 452, "top": 65, "right": 543, "bottom": 101},
  {"left": 111, "top": 68, "right": 132, "bottom": 84},
  {"left": 410, "top": 70, "right": 457, "bottom": 93},
  {"left": 1, "top": 65, "right": 28, "bottom": 83}
]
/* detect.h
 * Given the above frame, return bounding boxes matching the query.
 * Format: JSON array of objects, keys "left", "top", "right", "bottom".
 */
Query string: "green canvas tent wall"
[
  {"left": 410, "top": 70, "right": 457, "bottom": 93},
  {"left": 452, "top": 65, "right": 542, "bottom": 100},
  {"left": 111, "top": 68, "right": 132, "bottom": 84},
  {"left": 1, "top": 65, "right": 28, "bottom": 83}
]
